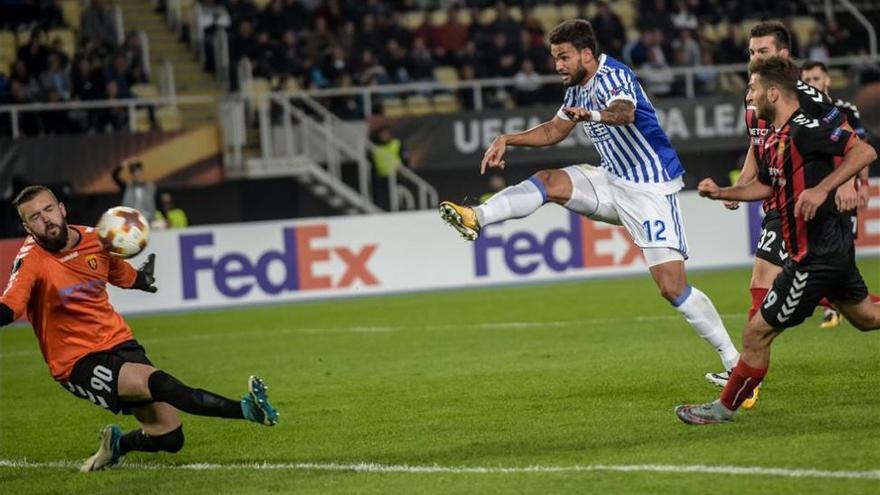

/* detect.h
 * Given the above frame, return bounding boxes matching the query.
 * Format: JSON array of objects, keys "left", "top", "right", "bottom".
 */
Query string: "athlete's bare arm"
[
  {"left": 698, "top": 177, "right": 773, "bottom": 202},
  {"left": 562, "top": 100, "right": 635, "bottom": 126},
  {"left": 480, "top": 115, "right": 576, "bottom": 174}
]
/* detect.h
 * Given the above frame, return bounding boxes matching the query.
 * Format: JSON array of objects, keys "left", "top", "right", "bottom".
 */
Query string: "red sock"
[
  {"left": 818, "top": 297, "right": 832, "bottom": 309},
  {"left": 720, "top": 359, "right": 768, "bottom": 411},
  {"left": 871, "top": 294, "right": 880, "bottom": 304},
  {"left": 749, "top": 288, "right": 768, "bottom": 321}
]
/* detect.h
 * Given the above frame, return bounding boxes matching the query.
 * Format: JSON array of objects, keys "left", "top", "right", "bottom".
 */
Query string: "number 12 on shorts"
[{"left": 642, "top": 220, "right": 667, "bottom": 242}]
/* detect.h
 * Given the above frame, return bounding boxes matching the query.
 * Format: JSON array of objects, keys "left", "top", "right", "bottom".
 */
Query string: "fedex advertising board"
[{"left": 0, "top": 182, "right": 877, "bottom": 316}]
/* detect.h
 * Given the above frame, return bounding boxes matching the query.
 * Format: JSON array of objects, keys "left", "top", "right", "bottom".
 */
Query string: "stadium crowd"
[{"left": 0, "top": 0, "right": 148, "bottom": 135}]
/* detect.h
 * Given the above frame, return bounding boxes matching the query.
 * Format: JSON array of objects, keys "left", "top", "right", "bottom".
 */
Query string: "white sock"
[
  {"left": 673, "top": 285, "right": 740, "bottom": 371},
  {"left": 474, "top": 177, "right": 547, "bottom": 226}
]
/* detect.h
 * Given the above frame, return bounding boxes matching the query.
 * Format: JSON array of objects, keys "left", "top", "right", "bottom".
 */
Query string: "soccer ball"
[{"left": 96, "top": 206, "right": 150, "bottom": 259}]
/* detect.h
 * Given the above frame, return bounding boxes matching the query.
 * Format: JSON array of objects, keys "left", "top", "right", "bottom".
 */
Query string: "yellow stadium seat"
[
  {"left": 508, "top": 6, "right": 522, "bottom": 21},
  {"left": 790, "top": 16, "right": 818, "bottom": 49},
  {"left": 559, "top": 4, "right": 579, "bottom": 21},
  {"left": 251, "top": 0, "right": 271, "bottom": 9},
  {"left": 381, "top": 97, "right": 406, "bottom": 118},
  {"left": 60, "top": 0, "right": 82, "bottom": 31},
  {"left": 432, "top": 94, "right": 460, "bottom": 114},
  {"left": 401, "top": 11, "right": 425, "bottom": 30},
  {"left": 132, "top": 84, "right": 160, "bottom": 99},
  {"left": 610, "top": 1, "right": 636, "bottom": 29},
  {"left": 133, "top": 108, "right": 152, "bottom": 133},
  {"left": 434, "top": 65, "right": 459, "bottom": 86},
  {"left": 429, "top": 9, "right": 448, "bottom": 27},
  {"left": 534, "top": 5, "right": 560, "bottom": 34},
  {"left": 47, "top": 28, "right": 76, "bottom": 58},
  {"left": 406, "top": 94, "right": 432, "bottom": 116},
  {"left": 479, "top": 8, "right": 498, "bottom": 25},
  {"left": 828, "top": 68, "right": 848, "bottom": 91},
  {"left": 456, "top": 9, "right": 473, "bottom": 26},
  {"left": 156, "top": 106, "right": 183, "bottom": 131}
]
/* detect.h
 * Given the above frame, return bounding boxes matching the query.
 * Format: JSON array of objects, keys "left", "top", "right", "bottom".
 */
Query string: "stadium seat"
[
  {"left": 0, "top": 31, "right": 15, "bottom": 64},
  {"left": 60, "top": 0, "right": 82, "bottom": 31},
  {"left": 479, "top": 8, "right": 498, "bottom": 25},
  {"left": 434, "top": 66, "right": 460, "bottom": 86},
  {"left": 791, "top": 16, "right": 819, "bottom": 49},
  {"left": 456, "top": 8, "right": 473, "bottom": 26},
  {"left": 533, "top": 5, "right": 560, "bottom": 34},
  {"left": 558, "top": 4, "right": 580, "bottom": 21},
  {"left": 508, "top": 6, "right": 523, "bottom": 22},
  {"left": 405, "top": 94, "right": 433, "bottom": 116},
  {"left": 133, "top": 108, "right": 152, "bottom": 133},
  {"left": 251, "top": 0, "right": 271, "bottom": 9},
  {"left": 156, "top": 106, "right": 183, "bottom": 131},
  {"left": 131, "top": 84, "right": 160, "bottom": 99},
  {"left": 401, "top": 11, "right": 425, "bottom": 31},
  {"left": 381, "top": 97, "right": 406, "bottom": 117},
  {"left": 610, "top": 1, "right": 636, "bottom": 29},
  {"left": 47, "top": 28, "right": 76, "bottom": 58},
  {"left": 432, "top": 94, "right": 460, "bottom": 114},
  {"left": 828, "top": 68, "right": 849, "bottom": 91},
  {"left": 429, "top": 9, "right": 448, "bottom": 26}
]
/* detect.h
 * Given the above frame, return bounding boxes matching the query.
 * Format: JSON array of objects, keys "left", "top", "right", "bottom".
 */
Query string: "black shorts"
[
  {"left": 761, "top": 252, "right": 868, "bottom": 329},
  {"left": 754, "top": 209, "right": 788, "bottom": 267},
  {"left": 61, "top": 340, "right": 154, "bottom": 414},
  {"left": 846, "top": 210, "right": 859, "bottom": 240}
]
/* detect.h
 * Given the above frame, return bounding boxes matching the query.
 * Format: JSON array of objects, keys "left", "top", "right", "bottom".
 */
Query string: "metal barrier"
[{"left": 0, "top": 95, "right": 213, "bottom": 138}]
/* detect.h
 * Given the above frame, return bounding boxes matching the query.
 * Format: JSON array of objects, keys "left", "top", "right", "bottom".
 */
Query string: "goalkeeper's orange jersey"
[{"left": 0, "top": 226, "right": 137, "bottom": 381}]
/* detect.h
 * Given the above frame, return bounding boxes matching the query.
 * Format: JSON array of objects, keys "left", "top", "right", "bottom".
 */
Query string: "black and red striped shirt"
[
  {"left": 757, "top": 111, "right": 857, "bottom": 262},
  {"left": 745, "top": 80, "right": 843, "bottom": 211}
]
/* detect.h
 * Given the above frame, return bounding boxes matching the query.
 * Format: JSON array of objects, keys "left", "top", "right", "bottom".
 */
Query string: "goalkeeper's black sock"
[
  {"left": 147, "top": 370, "right": 244, "bottom": 419},
  {"left": 119, "top": 426, "right": 185, "bottom": 454}
]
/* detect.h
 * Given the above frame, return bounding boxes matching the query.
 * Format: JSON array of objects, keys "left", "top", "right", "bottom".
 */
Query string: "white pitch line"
[{"left": 0, "top": 459, "right": 877, "bottom": 480}]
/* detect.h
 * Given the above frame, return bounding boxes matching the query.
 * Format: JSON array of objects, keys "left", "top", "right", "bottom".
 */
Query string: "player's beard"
[
  {"left": 564, "top": 64, "right": 588, "bottom": 87},
  {"left": 755, "top": 94, "right": 775, "bottom": 123},
  {"left": 36, "top": 219, "right": 69, "bottom": 252}
]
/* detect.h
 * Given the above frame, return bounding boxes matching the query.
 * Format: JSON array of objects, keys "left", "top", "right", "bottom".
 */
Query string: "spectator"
[
  {"left": 10, "top": 60, "right": 40, "bottom": 100},
  {"left": 513, "top": 59, "right": 543, "bottom": 106},
  {"left": 381, "top": 39, "right": 411, "bottom": 85},
  {"left": 48, "top": 36, "right": 70, "bottom": 70},
  {"left": 640, "top": 46, "right": 674, "bottom": 97},
  {"left": 353, "top": 49, "right": 387, "bottom": 86},
  {"left": 275, "top": 30, "right": 302, "bottom": 78},
  {"left": 592, "top": 2, "right": 626, "bottom": 59},
  {"left": 112, "top": 161, "right": 157, "bottom": 221},
  {"left": 516, "top": 29, "right": 551, "bottom": 74},
  {"left": 488, "top": 32, "right": 518, "bottom": 77},
  {"left": 408, "top": 37, "right": 435, "bottom": 82},
  {"left": 17, "top": 30, "right": 49, "bottom": 78},
  {"left": 671, "top": 29, "right": 700, "bottom": 67},
  {"left": 39, "top": 52, "right": 72, "bottom": 100},
  {"left": 72, "top": 57, "right": 105, "bottom": 101},
  {"left": 715, "top": 23, "right": 745, "bottom": 64},
  {"left": 122, "top": 31, "right": 146, "bottom": 81},
  {"left": 432, "top": 6, "right": 469, "bottom": 62},
  {"left": 624, "top": 30, "right": 651, "bottom": 68},
  {"left": 806, "top": 29, "right": 831, "bottom": 62},
  {"left": 670, "top": 0, "right": 698, "bottom": 30},
  {"left": 355, "top": 14, "right": 385, "bottom": 57},
  {"left": 327, "top": 73, "right": 362, "bottom": 120},
  {"left": 281, "top": 0, "right": 310, "bottom": 33},
  {"left": 303, "top": 16, "right": 336, "bottom": 59},
  {"left": 486, "top": 3, "right": 521, "bottom": 50},
  {"left": 260, "top": 0, "right": 288, "bottom": 38},
  {"left": 154, "top": 192, "right": 189, "bottom": 229},
  {"left": 96, "top": 80, "right": 129, "bottom": 132},
  {"left": 80, "top": 0, "right": 117, "bottom": 51},
  {"left": 6, "top": 80, "right": 41, "bottom": 135},
  {"left": 42, "top": 88, "right": 73, "bottom": 134},
  {"left": 370, "top": 126, "right": 408, "bottom": 210},
  {"left": 103, "top": 52, "right": 133, "bottom": 97}
]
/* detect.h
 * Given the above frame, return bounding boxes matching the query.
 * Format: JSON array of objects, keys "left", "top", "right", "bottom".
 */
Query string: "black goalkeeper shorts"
[{"left": 61, "top": 340, "right": 154, "bottom": 415}]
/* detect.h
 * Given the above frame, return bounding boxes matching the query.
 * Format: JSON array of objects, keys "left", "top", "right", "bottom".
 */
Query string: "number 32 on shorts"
[{"left": 642, "top": 220, "right": 667, "bottom": 242}]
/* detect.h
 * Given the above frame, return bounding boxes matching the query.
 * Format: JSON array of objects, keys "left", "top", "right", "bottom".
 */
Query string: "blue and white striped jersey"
[{"left": 557, "top": 54, "right": 684, "bottom": 192}]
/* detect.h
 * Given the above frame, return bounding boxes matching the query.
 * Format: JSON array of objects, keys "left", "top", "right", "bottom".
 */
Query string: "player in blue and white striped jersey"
[{"left": 439, "top": 19, "right": 741, "bottom": 382}]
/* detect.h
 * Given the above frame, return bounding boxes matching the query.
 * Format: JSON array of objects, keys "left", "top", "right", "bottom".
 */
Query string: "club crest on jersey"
[
  {"left": 86, "top": 254, "right": 98, "bottom": 270},
  {"left": 830, "top": 127, "right": 844, "bottom": 142}
]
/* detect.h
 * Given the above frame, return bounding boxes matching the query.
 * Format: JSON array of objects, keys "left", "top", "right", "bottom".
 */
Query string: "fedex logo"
[
  {"left": 181, "top": 225, "right": 378, "bottom": 300},
  {"left": 474, "top": 213, "right": 641, "bottom": 276}
]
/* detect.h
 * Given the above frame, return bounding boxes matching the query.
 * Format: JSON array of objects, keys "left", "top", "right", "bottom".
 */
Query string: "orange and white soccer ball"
[{"left": 96, "top": 206, "right": 150, "bottom": 258}]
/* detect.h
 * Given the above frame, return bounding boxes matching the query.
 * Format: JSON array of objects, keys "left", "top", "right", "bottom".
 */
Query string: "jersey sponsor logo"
[
  {"left": 474, "top": 212, "right": 642, "bottom": 276},
  {"left": 822, "top": 106, "right": 840, "bottom": 124},
  {"left": 180, "top": 224, "right": 379, "bottom": 300},
  {"left": 58, "top": 278, "right": 107, "bottom": 305}
]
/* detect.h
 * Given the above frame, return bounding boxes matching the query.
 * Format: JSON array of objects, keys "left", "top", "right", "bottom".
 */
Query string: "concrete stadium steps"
[{"left": 116, "top": 0, "right": 219, "bottom": 127}]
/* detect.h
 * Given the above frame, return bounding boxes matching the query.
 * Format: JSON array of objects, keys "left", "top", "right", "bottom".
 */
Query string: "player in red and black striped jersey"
[
  {"left": 800, "top": 60, "right": 877, "bottom": 327},
  {"left": 676, "top": 56, "right": 880, "bottom": 425}
]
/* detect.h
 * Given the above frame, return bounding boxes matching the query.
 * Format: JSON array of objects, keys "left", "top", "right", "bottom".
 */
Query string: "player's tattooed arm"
[{"left": 600, "top": 100, "right": 635, "bottom": 125}]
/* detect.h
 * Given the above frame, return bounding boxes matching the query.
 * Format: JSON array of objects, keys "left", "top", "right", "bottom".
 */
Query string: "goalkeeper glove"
[{"left": 132, "top": 253, "right": 158, "bottom": 293}]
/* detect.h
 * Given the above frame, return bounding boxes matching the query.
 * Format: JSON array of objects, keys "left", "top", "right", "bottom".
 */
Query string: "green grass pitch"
[{"left": 1, "top": 260, "right": 878, "bottom": 494}]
